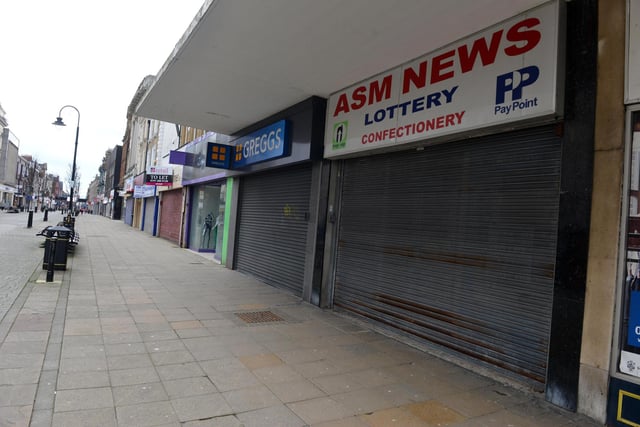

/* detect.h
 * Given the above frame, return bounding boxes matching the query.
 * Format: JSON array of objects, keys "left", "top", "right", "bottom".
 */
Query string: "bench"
[{"left": 36, "top": 222, "right": 79, "bottom": 248}]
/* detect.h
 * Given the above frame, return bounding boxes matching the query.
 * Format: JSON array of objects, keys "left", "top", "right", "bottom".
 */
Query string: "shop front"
[
  {"left": 0, "top": 184, "right": 16, "bottom": 209},
  {"left": 158, "top": 188, "right": 184, "bottom": 245},
  {"left": 321, "top": 0, "right": 595, "bottom": 410},
  {"left": 231, "top": 99, "right": 326, "bottom": 299},
  {"left": 146, "top": 166, "right": 182, "bottom": 243},
  {"left": 608, "top": 1, "right": 640, "bottom": 424},
  {"left": 133, "top": 184, "right": 157, "bottom": 235},
  {"left": 174, "top": 132, "right": 229, "bottom": 263},
  {"left": 174, "top": 97, "right": 327, "bottom": 298},
  {"left": 187, "top": 183, "right": 224, "bottom": 256}
]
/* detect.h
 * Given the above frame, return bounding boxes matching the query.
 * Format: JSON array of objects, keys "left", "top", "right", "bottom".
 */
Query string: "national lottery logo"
[
  {"left": 332, "top": 121, "right": 348, "bottom": 149},
  {"left": 494, "top": 66, "right": 540, "bottom": 116}
]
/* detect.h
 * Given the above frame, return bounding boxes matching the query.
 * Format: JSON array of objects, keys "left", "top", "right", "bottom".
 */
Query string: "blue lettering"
[
  {"left": 361, "top": 87, "right": 458, "bottom": 126},
  {"left": 412, "top": 97, "right": 425, "bottom": 113},
  {"left": 496, "top": 66, "right": 539, "bottom": 104},
  {"left": 365, "top": 113, "right": 374, "bottom": 125},
  {"left": 426, "top": 92, "right": 441, "bottom": 108},
  {"left": 399, "top": 101, "right": 412, "bottom": 115},
  {"left": 442, "top": 86, "right": 458, "bottom": 103}
]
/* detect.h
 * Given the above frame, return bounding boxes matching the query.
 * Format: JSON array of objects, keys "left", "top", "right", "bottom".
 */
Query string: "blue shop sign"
[
  {"left": 205, "top": 143, "right": 232, "bottom": 169},
  {"left": 232, "top": 120, "right": 290, "bottom": 168},
  {"left": 629, "top": 290, "right": 640, "bottom": 348}
]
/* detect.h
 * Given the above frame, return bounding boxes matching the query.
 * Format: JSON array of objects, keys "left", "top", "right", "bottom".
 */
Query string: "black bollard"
[
  {"left": 43, "top": 208, "right": 48, "bottom": 222},
  {"left": 46, "top": 236, "right": 56, "bottom": 282},
  {"left": 27, "top": 211, "right": 33, "bottom": 228}
]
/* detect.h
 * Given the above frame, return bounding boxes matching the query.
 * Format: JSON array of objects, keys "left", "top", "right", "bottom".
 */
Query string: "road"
[{"left": 0, "top": 209, "right": 59, "bottom": 321}]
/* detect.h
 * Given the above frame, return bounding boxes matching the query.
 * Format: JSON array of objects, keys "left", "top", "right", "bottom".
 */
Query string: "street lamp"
[{"left": 52, "top": 105, "right": 80, "bottom": 213}]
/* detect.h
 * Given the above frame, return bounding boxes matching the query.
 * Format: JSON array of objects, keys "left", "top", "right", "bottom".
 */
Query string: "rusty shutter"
[
  {"left": 333, "top": 125, "right": 561, "bottom": 388},
  {"left": 159, "top": 189, "right": 183, "bottom": 244}
]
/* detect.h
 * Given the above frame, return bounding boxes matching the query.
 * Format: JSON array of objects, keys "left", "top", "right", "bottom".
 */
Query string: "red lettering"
[
  {"left": 402, "top": 61, "right": 427, "bottom": 94},
  {"left": 369, "top": 75, "right": 393, "bottom": 105},
  {"left": 504, "top": 18, "right": 541, "bottom": 56},
  {"left": 333, "top": 94, "right": 350, "bottom": 117},
  {"left": 334, "top": 77, "right": 394, "bottom": 117},
  {"left": 431, "top": 50, "right": 456, "bottom": 84},
  {"left": 351, "top": 86, "right": 367, "bottom": 110},
  {"left": 458, "top": 30, "right": 503, "bottom": 73},
  {"left": 446, "top": 114, "right": 455, "bottom": 126}
]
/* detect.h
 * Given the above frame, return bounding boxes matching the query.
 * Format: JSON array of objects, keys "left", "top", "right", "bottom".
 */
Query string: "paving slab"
[{"left": 0, "top": 214, "right": 604, "bottom": 426}]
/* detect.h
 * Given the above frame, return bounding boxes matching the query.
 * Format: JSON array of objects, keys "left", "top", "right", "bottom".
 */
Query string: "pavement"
[
  {"left": 0, "top": 210, "right": 45, "bottom": 321},
  {"left": 0, "top": 212, "right": 603, "bottom": 426}
]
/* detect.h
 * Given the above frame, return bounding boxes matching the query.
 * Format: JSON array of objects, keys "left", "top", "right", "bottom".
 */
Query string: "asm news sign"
[{"left": 324, "top": 1, "right": 563, "bottom": 158}]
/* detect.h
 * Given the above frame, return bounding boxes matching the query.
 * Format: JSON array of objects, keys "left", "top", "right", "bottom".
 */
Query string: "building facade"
[
  {"left": 127, "top": 1, "right": 640, "bottom": 424},
  {"left": 0, "top": 112, "right": 19, "bottom": 208}
]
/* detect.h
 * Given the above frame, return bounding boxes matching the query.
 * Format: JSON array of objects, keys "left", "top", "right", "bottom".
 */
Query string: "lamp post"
[{"left": 52, "top": 105, "right": 80, "bottom": 213}]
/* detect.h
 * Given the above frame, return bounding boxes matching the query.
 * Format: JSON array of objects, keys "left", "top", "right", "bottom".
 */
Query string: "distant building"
[{"left": 0, "top": 103, "right": 19, "bottom": 208}]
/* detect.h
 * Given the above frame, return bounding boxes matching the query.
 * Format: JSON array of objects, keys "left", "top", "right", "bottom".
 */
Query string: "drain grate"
[{"left": 235, "top": 311, "right": 284, "bottom": 324}]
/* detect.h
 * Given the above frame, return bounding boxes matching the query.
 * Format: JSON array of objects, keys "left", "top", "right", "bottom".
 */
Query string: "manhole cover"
[{"left": 235, "top": 311, "right": 284, "bottom": 324}]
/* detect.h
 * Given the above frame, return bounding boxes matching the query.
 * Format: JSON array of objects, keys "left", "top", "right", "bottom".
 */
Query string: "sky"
[{"left": 0, "top": 0, "right": 206, "bottom": 196}]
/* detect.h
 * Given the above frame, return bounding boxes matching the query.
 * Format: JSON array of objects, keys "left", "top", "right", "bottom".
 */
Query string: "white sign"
[
  {"left": 627, "top": 0, "right": 640, "bottom": 103},
  {"left": 324, "top": 1, "right": 562, "bottom": 158},
  {"left": 133, "top": 185, "right": 156, "bottom": 199},
  {"left": 0, "top": 184, "right": 16, "bottom": 193},
  {"left": 124, "top": 177, "right": 134, "bottom": 192},
  {"left": 621, "top": 350, "right": 640, "bottom": 377},
  {"left": 147, "top": 166, "right": 173, "bottom": 175}
]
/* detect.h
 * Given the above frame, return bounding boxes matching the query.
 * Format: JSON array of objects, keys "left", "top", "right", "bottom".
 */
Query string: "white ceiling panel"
[{"left": 137, "top": 0, "right": 550, "bottom": 134}]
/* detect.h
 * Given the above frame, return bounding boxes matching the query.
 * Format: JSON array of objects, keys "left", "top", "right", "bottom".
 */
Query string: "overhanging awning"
[{"left": 137, "top": 0, "right": 549, "bottom": 135}]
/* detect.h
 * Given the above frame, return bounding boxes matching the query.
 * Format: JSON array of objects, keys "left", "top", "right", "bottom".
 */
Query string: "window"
[{"left": 621, "top": 111, "right": 640, "bottom": 377}]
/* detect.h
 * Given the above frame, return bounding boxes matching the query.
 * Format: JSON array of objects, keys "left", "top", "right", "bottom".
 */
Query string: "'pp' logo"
[
  {"left": 495, "top": 66, "right": 539, "bottom": 104},
  {"left": 332, "top": 121, "right": 348, "bottom": 150}
]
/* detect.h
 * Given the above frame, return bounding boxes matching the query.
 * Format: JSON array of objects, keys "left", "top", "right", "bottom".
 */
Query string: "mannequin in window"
[{"left": 202, "top": 212, "right": 214, "bottom": 249}]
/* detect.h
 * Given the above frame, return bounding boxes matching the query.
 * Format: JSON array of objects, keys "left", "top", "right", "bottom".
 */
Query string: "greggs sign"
[{"left": 324, "top": 1, "right": 563, "bottom": 158}]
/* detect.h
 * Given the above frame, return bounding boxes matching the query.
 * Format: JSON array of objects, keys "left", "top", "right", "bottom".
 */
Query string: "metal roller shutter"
[
  {"left": 143, "top": 197, "right": 156, "bottom": 235},
  {"left": 334, "top": 126, "right": 561, "bottom": 388},
  {"left": 124, "top": 199, "right": 134, "bottom": 225},
  {"left": 159, "top": 190, "right": 182, "bottom": 243},
  {"left": 236, "top": 164, "right": 312, "bottom": 296}
]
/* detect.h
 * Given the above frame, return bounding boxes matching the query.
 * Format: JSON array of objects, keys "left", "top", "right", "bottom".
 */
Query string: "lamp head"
[{"left": 52, "top": 117, "right": 66, "bottom": 126}]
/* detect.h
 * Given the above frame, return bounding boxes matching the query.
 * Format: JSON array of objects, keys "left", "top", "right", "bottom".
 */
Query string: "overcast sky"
[{"left": 0, "top": 0, "right": 205, "bottom": 196}]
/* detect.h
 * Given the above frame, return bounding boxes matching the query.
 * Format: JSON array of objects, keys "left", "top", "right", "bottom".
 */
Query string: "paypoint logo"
[
  {"left": 332, "top": 121, "right": 348, "bottom": 149},
  {"left": 494, "top": 66, "right": 540, "bottom": 116}
]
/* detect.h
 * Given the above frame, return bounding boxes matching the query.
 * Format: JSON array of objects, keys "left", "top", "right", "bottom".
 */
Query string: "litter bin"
[
  {"left": 43, "top": 225, "right": 71, "bottom": 271},
  {"left": 63, "top": 215, "right": 75, "bottom": 231}
]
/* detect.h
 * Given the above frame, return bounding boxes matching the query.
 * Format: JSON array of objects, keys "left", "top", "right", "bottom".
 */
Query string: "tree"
[{"left": 23, "top": 156, "right": 40, "bottom": 210}]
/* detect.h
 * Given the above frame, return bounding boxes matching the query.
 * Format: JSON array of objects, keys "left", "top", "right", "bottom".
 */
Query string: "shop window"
[
  {"left": 188, "top": 183, "right": 225, "bottom": 258},
  {"left": 622, "top": 111, "right": 640, "bottom": 377}
]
